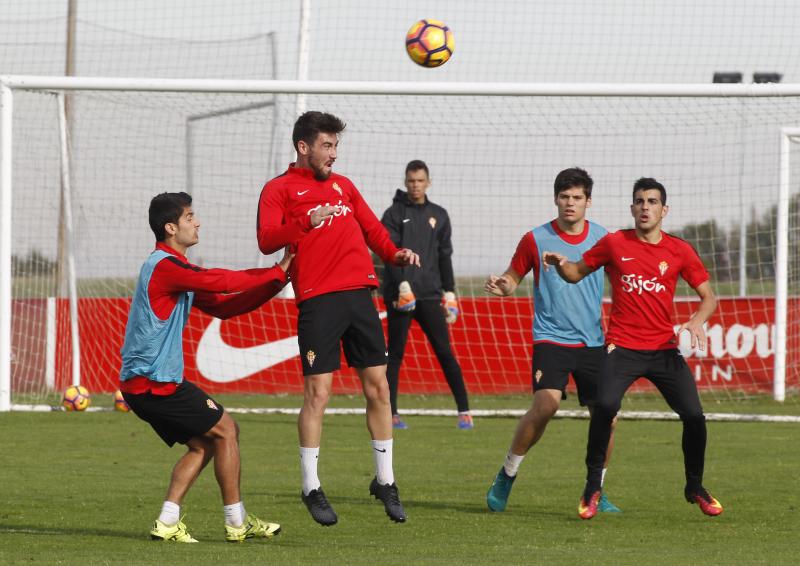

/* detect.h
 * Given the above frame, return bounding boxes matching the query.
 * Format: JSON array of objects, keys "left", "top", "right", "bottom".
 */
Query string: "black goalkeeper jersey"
[{"left": 380, "top": 189, "right": 455, "bottom": 302}]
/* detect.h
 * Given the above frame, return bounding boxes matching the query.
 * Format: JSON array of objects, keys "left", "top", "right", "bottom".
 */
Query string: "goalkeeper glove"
[
  {"left": 443, "top": 291, "right": 459, "bottom": 324},
  {"left": 393, "top": 281, "right": 416, "bottom": 312}
]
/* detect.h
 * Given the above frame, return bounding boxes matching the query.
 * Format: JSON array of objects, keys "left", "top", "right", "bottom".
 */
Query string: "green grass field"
[{"left": 0, "top": 402, "right": 797, "bottom": 565}]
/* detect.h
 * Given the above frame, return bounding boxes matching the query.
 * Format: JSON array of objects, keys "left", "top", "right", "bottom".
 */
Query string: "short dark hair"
[
  {"left": 149, "top": 192, "right": 192, "bottom": 241},
  {"left": 632, "top": 177, "right": 667, "bottom": 205},
  {"left": 553, "top": 167, "right": 593, "bottom": 198},
  {"left": 292, "top": 111, "right": 346, "bottom": 151},
  {"left": 405, "top": 159, "right": 429, "bottom": 177}
]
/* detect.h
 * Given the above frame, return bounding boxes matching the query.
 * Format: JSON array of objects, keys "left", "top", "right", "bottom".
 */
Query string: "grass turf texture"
[{"left": 0, "top": 408, "right": 797, "bottom": 565}]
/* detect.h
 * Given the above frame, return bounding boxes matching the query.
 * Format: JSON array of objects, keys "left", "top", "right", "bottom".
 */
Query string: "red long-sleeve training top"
[
  {"left": 257, "top": 164, "right": 400, "bottom": 304},
  {"left": 121, "top": 242, "right": 288, "bottom": 395}
]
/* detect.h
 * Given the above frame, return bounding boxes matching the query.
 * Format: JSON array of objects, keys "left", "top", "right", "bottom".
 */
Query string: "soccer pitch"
[{"left": 0, "top": 406, "right": 796, "bottom": 565}]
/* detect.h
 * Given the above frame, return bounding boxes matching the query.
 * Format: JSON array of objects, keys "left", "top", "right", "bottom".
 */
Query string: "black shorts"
[
  {"left": 531, "top": 343, "right": 605, "bottom": 406},
  {"left": 297, "top": 288, "right": 387, "bottom": 376},
  {"left": 122, "top": 380, "right": 224, "bottom": 447}
]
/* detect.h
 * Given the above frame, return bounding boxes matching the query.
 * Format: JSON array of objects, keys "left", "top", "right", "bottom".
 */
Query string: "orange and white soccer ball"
[
  {"left": 62, "top": 385, "right": 91, "bottom": 412},
  {"left": 405, "top": 19, "right": 455, "bottom": 68},
  {"left": 113, "top": 389, "right": 130, "bottom": 412}
]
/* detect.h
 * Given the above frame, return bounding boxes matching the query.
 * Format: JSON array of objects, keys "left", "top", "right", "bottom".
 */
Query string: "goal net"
[{"left": 2, "top": 78, "right": 799, "bottom": 413}]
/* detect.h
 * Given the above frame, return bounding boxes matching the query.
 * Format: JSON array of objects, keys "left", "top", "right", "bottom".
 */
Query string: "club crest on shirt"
[
  {"left": 428, "top": 217, "right": 437, "bottom": 229},
  {"left": 332, "top": 182, "right": 342, "bottom": 196},
  {"left": 306, "top": 349, "right": 316, "bottom": 367},
  {"left": 206, "top": 398, "right": 218, "bottom": 410},
  {"left": 606, "top": 343, "right": 616, "bottom": 354},
  {"left": 534, "top": 369, "right": 543, "bottom": 383},
  {"left": 659, "top": 260, "right": 669, "bottom": 276}
]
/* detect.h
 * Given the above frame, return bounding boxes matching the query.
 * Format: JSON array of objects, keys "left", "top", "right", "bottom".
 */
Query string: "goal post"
[
  {"left": 0, "top": 83, "right": 12, "bottom": 411},
  {"left": 775, "top": 127, "right": 800, "bottom": 402},
  {"left": 1, "top": 75, "right": 799, "bottom": 412}
]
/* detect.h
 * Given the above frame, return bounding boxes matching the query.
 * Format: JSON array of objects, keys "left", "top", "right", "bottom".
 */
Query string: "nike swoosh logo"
[
  {"left": 297, "top": 190, "right": 310, "bottom": 196},
  {"left": 621, "top": 257, "right": 635, "bottom": 261},
  {"left": 373, "top": 447, "right": 387, "bottom": 453},
  {"left": 197, "top": 311, "right": 388, "bottom": 383},
  {"left": 402, "top": 219, "right": 411, "bottom": 223}
]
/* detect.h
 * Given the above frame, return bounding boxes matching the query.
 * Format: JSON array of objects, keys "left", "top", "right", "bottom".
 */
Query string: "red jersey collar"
[
  {"left": 550, "top": 219, "right": 590, "bottom": 245},
  {"left": 626, "top": 228, "right": 666, "bottom": 247},
  {"left": 155, "top": 241, "right": 188, "bottom": 262}
]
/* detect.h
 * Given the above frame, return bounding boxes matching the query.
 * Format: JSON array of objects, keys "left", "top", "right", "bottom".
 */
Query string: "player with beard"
[
  {"left": 543, "top": 177, "right": 723, "bottom": 519},
  {"left": 257, "top": 111, "right": 420, "bottom": 526}
]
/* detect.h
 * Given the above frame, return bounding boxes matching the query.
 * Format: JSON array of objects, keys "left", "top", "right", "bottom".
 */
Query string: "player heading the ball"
[{"left": 257, "top": 111, "right": 420, "bottom": 526}]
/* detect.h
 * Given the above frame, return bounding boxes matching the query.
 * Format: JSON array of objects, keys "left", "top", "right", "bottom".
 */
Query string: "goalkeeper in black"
[{"left": 380, "top": 160, "right": 472, "bottom": 429}]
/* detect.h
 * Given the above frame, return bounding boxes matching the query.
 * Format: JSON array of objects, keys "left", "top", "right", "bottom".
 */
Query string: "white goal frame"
[{"left": 1, "top": 75, "right": 798, "bottom": 411}]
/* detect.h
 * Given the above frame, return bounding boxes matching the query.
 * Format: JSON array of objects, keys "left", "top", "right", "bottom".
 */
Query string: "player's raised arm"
[
  {"left": 542, "top": 251, "right": 594, "bottom": 283},
  {"left": 350, "top": 182, "right": 420, "bottom": 267},
  {"left": 193, "top": 250, "right": 294, "bottom": 320},
  {"left": 485, "top": 269, "right": 522, "bottom": 296}
]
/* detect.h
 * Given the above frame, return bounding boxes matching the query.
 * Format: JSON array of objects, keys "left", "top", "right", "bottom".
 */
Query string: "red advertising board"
[{"left": 12, "top": 296, "right": 797, "bottom": 395}]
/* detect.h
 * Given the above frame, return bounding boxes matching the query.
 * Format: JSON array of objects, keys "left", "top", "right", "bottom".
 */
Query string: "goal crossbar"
[{"left": 3, "top": 75, "right": 800, "bottom": 97}]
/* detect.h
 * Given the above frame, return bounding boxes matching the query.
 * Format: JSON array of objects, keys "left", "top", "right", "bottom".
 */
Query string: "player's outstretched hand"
[
  {"left": 443, "top": 291, "right": 459, "bottom": 323},
  {"left": 310, "top": 205, "right": 341, "bottom": 227},
  {"left": 395, "top": 248, "right": 421, "bottom": 267},
  {"left": 278, "top": 246, "right": 295, "bottom": 272},
  {"left": 541, "top": 251, "right": 567, "bottom": 270},
  {"left": 677, "top": 320, "right": 708, "bottom": 351},
  {"left": 485, "top": 275, "right": 514, "bottom": 296}
]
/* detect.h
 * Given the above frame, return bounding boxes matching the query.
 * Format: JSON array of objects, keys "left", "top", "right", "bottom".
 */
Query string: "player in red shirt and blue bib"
[
  {"left": 484, "top": 168, "right": 621, "bottom": 514},
  {"left": 544, "top": 177, "right": 723, "bottom": 520},
  {"left": 121, "top": 192, "right": 289, "bottom": 542}
]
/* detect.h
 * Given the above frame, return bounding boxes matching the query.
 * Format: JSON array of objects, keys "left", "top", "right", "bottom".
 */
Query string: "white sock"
[
  {"left": 300, "top": 446, "right": 321, "bottom": 495},
  {"left": 372, "top": 439, "right": 395, "bottom": 485},
  {"left": 224, "top": 501, "right": 246, "bottom": 528},
  {"left": 601, "top": 467, "right": 608, "bottom": 487},
  {"left": 503, "top": 451, "right": 525, "bottom": 477},
  {"left": 158, "top": 501, "right": 180, "bottom": 526}
]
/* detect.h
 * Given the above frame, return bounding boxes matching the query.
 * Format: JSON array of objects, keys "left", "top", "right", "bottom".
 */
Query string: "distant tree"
[
  {"left": 742, "top": 192, "right": 800, "bottom": 281},
  {"left": 672, "top": 219, "right": 733, "bottom": 282},
  {"left": 11, "top": 249, "right": 57, "bottom": 276},
  {"left": 673, "top": 193, "right": 800, "bottom": 287}
]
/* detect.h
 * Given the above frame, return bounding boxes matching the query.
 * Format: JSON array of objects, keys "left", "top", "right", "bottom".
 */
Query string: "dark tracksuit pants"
[
  {"left": 585, "top": 346, "right": 707, "bottom": 492},
  {"left": 386, "top": 299, "right": 470, "bottom": 415}
]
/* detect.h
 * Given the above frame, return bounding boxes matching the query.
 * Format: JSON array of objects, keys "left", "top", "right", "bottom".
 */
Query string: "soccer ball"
[
  {"left": 405, "top": 19, "right": 455, "bottom": 68},
  {"left": 113, "top": 389, "right": 130, "bottom": 412},
  {"left": 62, "top": 385, "right": 91, "bottom": 412}
]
